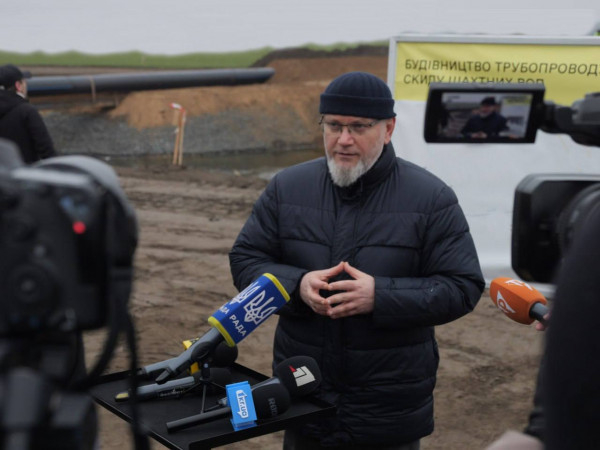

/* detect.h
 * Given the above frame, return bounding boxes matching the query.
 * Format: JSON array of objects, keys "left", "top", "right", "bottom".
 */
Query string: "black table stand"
[{"left": 90, "top": 363, "right": 335, "bottom": 449}]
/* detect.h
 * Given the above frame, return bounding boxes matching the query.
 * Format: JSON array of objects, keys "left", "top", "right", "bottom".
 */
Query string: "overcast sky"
[{"left": 1, "top": 1, "right": 599, "bottom": 55}]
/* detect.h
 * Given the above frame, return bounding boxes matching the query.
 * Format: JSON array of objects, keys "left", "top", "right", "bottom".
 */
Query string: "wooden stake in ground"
[
  {"left": 178, "top": 109, "right": 187, "bottom": 166},
  {"left": 170, "top": 103, "right": 186, "bottom": 166}
]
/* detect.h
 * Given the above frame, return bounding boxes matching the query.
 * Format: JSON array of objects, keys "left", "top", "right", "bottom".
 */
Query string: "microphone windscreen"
[
  {"left": 490, "top": 277, "right": 548, "bottom": 324},
  {"left": 208, "top": 273, "right": 290, "bottom": 346},
  {"left": 211, "top": 341, "right": 238, "bottom": 367},
  {"left": 273, "top": 356, "right": 321, "bottom": 397},
  {"left": 252, "top": 383, "right": 291, "bottom": 419}
]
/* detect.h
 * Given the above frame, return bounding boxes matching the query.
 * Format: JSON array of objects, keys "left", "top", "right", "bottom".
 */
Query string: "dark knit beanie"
[{"left": 319, "top": 71, "right": 396, "bottom": 119}]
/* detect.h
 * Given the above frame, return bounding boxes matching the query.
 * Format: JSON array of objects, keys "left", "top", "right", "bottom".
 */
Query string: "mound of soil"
[
  {"left": 34, "top": 53, "right": 389, "bottom": 157},
  {"left": 106, "top": 55, "right": 388, "bottom": 128}
]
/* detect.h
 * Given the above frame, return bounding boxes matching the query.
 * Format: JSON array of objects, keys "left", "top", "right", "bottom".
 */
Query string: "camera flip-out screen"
[{"left": 424, "top": 83, "right": 545, "bottom": 143}]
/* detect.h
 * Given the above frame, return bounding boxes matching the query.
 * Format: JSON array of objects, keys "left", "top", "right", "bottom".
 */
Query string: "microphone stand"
[
  {"left": 188, "top": 340, "right": 229, "bottom": 412},
  {"left": 174, "top": 361, "right": 228, "bottom": 410},
  {"left": 185, "top": 361, "right": 235, "bottom": 413}
]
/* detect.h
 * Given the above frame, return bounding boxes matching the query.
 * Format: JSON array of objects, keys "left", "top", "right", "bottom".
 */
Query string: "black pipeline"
[{"left": 27, "top": 67, "right": 275, "bottom": 96}]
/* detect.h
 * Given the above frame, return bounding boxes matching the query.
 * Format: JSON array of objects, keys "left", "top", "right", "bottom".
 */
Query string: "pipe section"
[{"left": 27, "top": 68, "right": 275, "bottom": 96}]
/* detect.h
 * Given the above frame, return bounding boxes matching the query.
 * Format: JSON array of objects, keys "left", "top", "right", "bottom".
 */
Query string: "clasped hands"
[{"left": 299, "top": 261, "right": 375, "bottom": 319}]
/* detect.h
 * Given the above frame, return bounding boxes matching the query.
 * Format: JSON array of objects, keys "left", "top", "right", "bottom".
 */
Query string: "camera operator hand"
[{"left": 535, "top": 312, "right": 551, "bottom": 331}]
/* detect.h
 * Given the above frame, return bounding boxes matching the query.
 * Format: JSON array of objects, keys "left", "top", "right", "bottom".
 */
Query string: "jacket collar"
[{"left": 359, "top": 142, "right": 396, "bottom": 190}]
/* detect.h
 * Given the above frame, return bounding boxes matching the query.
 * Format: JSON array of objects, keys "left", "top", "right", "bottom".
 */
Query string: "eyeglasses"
[{"left": 319, "top": 117, "right": 380, "bottom": 136}]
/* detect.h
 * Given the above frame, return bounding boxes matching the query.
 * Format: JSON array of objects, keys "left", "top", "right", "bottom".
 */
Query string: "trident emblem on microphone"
[{"left": 243, "top": 290, "right": 279, "bottom": 325}]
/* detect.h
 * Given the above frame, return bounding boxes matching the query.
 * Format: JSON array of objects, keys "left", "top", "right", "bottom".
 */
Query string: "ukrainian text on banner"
[
  {"left": 393, "top": 39, "right": 599, "bottom": 105},
  {"left": 387, "top": 35, "right": 600, "bottom": 285}
]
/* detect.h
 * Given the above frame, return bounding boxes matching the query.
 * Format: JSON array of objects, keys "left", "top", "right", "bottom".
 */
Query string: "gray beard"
[{"left": 327, "top": 155, "right": 374, "bottom": 187}]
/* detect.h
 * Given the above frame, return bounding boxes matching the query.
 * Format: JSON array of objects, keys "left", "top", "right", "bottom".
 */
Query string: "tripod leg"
[
  {"left": 200, "top": 384, "right": 208, "bottom": 413},
  {"left": 2, "top": 368, "right": 51, "bottom": 450}
]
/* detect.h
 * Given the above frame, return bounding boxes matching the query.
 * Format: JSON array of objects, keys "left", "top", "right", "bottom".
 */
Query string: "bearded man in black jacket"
[
  {"left": 0, "top": 64, "right": 56, "bottom": 163},
  {"left": 229, "top": 71, "right": 485, "bottom": 449}
]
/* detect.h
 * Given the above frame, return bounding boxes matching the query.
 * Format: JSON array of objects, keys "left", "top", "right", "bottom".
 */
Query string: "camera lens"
[
  {"left": 557, "top": 183, "right": 600, "bottom": 255},
  {"left": 6, "top": 264, "right": 57, "bottom": 329},
  {"left": 5, "top": 215, "right": 37, "bottom": 242}
]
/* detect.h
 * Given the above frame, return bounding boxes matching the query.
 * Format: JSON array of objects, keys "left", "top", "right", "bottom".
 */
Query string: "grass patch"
[
  {"left": 0, "top": 41, "right": 388, "bottom": 69},
  {"left": 303, "top": 40, "right": 388, "bottom": 51},
  {"left": 0, "top": 48, "right": 275, "bottom": 69}
]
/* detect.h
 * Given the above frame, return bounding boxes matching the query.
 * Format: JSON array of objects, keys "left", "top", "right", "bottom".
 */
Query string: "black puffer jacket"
[
  {"left": 0, "top": 90, "right": 55, "bottom": 163},
  {"left": 230, "top": 144, "right": 484, "bottom": 446}
]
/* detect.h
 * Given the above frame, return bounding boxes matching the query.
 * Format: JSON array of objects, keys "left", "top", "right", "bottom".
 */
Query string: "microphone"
[
  {"left": 268, "top": 355, "right": 321, "bottom": 397},
  {"left": 138, "top": 328, "right": 221, "bottom": 381},
  {"left": 217, "top": 355, "right": 322, "bottom": 408},
  {"left": 165, "top": 382, "right": 291, "bottom": 433},
  {"left": 139, "top": 273, "right": 290, "bottom": 383},
  {"left": 186, "top": 339, "right": 239, "bottom": 374},
  {"left": 114, "top": 367, "right": 232, "bottom": 402},
  {"left": 213, "top": 355, "right": 322, "bottom": 412},
  {"left": 489, "top": 277, "right": 549, "bottom": 326}
]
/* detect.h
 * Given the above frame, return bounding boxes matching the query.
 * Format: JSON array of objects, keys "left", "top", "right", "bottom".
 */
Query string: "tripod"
[
  {"left": 0, "top": 336, "right": 97, "bottom": 450},
  {"left": 192, "top": 361, "right": 230, "bottom": 414}
]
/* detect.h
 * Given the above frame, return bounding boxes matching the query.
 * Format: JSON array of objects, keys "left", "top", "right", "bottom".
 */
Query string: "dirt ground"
[{"left": 71, "top": 52, "right": 546, "bottom": 449}]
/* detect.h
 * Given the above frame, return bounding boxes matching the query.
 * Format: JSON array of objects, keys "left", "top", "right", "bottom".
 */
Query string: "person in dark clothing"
[
  {"left": 542, "top": 201, "right": 600, "bottom": 450},
  {"left": 488, "top": 203, "right": 600, "bottom": 450},
  {"left": 485, "top": 335, "right": 546, "bottom": 450},
  {"left": 0, "top": 64, "right": 56, "bottom": 163},
  {"left": 461, "top": 96, "right": 508, "bottom": 139},
  {"left": 229, "top": 72, "right": 485, "bottom": 449}
]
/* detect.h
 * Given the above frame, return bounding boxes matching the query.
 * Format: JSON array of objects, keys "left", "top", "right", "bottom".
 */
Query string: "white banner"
[{"left": 387, "top": 35, "right": 600, "bottom": 283}]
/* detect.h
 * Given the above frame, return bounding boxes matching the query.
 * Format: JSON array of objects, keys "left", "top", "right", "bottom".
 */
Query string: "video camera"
[
  {"left": 0, "top": 139, "right": 144, "bottom": 449},
  {"left": 424, "top": 83, "right": 600, "bottom": 283}
]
